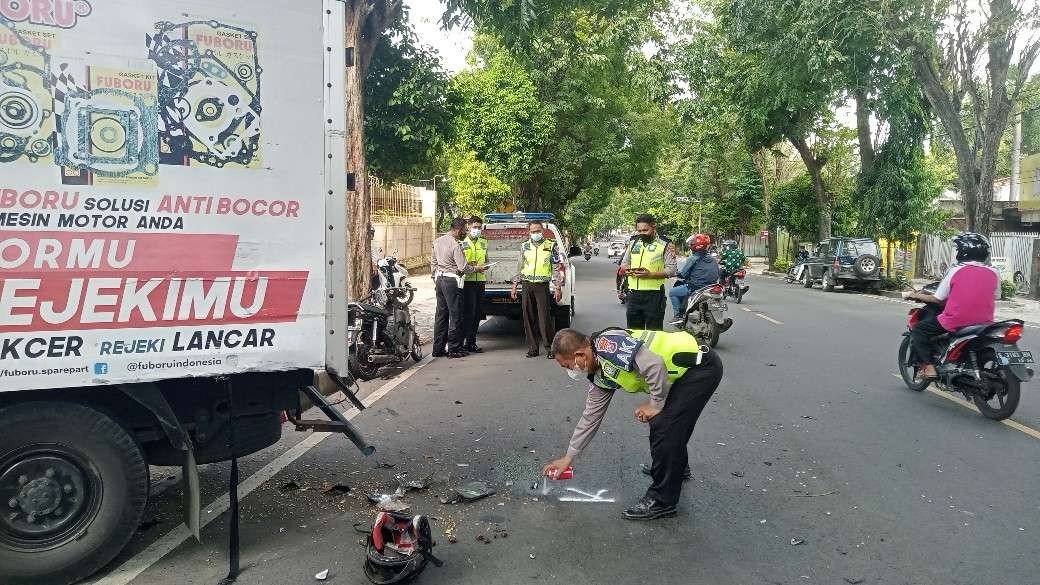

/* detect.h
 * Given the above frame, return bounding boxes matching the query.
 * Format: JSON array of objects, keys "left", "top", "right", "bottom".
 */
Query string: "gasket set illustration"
[{"left": 0, "top": 15, "right": 261, "bottom": 182}]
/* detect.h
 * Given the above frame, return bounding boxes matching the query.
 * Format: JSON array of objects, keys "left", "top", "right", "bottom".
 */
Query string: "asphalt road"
[{"left": 87, "top": 255, "right": 1040, "bottom": 585}]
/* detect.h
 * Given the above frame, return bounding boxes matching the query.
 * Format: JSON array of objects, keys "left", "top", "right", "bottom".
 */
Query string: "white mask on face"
[
  {"left": 530, "top": 232, "right": 544, "bottom": 242},
  {"left": 566, "top": 356, "right": 587, "bottom": 381},
  {"left": 470, "top": 228, "right": 482, "bottom": 238}
]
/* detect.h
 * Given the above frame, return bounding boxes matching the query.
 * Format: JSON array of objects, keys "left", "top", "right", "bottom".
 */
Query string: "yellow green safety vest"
[
  {"left": 595, "top": 329, "right": 701, "bottom": 394},
  {"left": 521, "top": 239, "right": 555, "bottom": 282},
  {"left": 627, "top": 238, "right": 668, "bottom": 291},
  {"left": 462, "top": 236, "right": 488, "bottom": 282}
]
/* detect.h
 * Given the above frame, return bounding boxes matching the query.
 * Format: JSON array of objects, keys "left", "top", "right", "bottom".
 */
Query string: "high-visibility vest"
[
  {"left": 627, "top": 238, "right": 668, "bottom": 291},
  {"left": 521, "top": 239, "right": 555, "bottom": 282},
  {"left": 594, "top": 329, "right": 701, "bottom": 393},
  {"left": 462, "top": 236, "right": 488, "bottom": 282}
]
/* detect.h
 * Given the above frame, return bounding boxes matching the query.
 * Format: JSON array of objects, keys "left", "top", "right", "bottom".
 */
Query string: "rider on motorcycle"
[
  {"left": 669, "top": 234, "right": 720, "bottom": 321},
  {"left": 905, "top": 232, "right": 1000, "bottom": 379},
  {"left": 719, "top": 239, "right": 749, "bottom": 294}
]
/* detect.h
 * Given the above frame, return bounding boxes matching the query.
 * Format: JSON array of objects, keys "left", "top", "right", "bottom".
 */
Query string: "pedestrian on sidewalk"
[
  {"left": 621, "top": 214, "right": 676, "bottom": 330},
  {"left": 511, "top": 220, "right": 563, "bottom": 358},
  {"left": 543, "top": 327, "right": 723, "bottom": 520},
  {"left": 462, "top": 216, "right": 488, "bottom": 353},
  {"left": 431, "top": 218, "right": 486, "bottom": 359}
]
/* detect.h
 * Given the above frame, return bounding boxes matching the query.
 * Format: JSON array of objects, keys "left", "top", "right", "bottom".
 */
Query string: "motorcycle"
[
  {"left": 347, "top": 256, "right": 422, "bottom": 381},
  {"left": 723, "top": 269, "right": 748, "bottom": 304},
  {"left": 679, "top": 283, "right": 731, "bottom": 348},
  {"left": 584, "top": 251, "right": 592, "bottom": 261},
  {"left": 593, "top": 248, "right": 599, "bottom": 256},
  {"left": 897, "top": 282, "right": 1034, "bottom": 420}
]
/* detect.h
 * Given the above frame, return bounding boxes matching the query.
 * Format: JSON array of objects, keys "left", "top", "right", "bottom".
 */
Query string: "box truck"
[{"left": 0, "top": 2, "right": 362, "bottom": 583}]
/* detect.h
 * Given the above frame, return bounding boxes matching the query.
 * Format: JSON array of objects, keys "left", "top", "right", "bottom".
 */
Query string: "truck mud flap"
[{"left": 118, "top": 383, "right": 202, "bottom": 540}]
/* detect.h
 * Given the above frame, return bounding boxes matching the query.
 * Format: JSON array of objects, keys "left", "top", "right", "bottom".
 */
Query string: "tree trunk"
[
  {"left": 345, "top": 1, "right": 371, "bottom": 300},
  {"left": 752, "top": 148, "right": 778, "bottom": 267},
  {"left": 789, "top": 136, "right": 831, "bottom": 241},
  {"left": 854, "top": 89, "right": 875, "bottom": 178}
]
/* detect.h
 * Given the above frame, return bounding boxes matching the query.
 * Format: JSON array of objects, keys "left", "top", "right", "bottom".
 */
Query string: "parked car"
[
  {"left": 608, "top": 239, "right": 627, "bottom": 258},
  {"left": 802, "top": 237, "right": 883, "bottom": 292},
  {"left": 480, "top": 212, "right": 579, "bottom": 329}
]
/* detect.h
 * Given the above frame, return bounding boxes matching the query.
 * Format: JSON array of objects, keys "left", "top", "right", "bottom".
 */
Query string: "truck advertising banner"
[{"left": 0, "top": 0, "right": 328, "bottom": 390}]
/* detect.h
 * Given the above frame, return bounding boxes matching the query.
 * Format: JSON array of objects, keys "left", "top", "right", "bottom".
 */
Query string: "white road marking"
[
  {"left": 889, "top": 373, "right": 1040, "bottom": 441},
  {"left": 91, "top": 356, "right": 436, "bottom": 585},
  {"left": 755, "top": 313, "right": 784, "bottom": 325},
  {"left": 741, "top": 306, "right": 752, "bottom": 312}
]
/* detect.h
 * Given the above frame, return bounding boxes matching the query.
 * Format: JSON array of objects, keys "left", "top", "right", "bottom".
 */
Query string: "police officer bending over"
[
  {"left": 543, "top": 327, "right": 723, "bottom": 520},
  {"left": 620, "top": 214, "right": 676, "bottom": 330}
]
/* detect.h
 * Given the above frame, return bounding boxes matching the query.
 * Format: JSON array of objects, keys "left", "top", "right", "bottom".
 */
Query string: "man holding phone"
[{"left": 620, "top": 214, "right": 676, "bottom": 330}]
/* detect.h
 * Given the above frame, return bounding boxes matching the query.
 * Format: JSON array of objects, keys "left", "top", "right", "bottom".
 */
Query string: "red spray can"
[{"left": 549, "top": 466, "right": 574, "bottom": 480}]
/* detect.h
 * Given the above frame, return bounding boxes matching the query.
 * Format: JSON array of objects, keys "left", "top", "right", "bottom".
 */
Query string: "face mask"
[
  {"left": 470, "top": 228, "right": 482, "bottom": 238},
  {"left": 639, "top": 233, "right": 653, "bottom": 243},
  {"left": 566, "top": 356, "right": 587, "bottom": 381},
  {"left": 530, "top": 232, "right": 544, "bottom": 242}
]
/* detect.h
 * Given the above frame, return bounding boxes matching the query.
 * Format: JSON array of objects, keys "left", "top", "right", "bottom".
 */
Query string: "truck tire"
[
  {"left": 555, "top": 306, "right": 571, "bottom": 329},
  {"left": 853, "top": 254, "right": 880, "bottom": 278},
  {"left": 0, "top": 401, "right": 148, "bottom": 585}
]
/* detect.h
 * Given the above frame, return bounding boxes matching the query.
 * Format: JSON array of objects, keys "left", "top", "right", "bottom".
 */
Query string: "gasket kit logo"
[{"left": 0, "top": 0, "right": 93, "bottom": 29}]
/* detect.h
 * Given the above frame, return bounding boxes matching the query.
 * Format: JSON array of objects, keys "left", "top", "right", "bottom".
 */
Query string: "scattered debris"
[
  {"left": 731, "top": 471, "right": 745, "bottom": 478},
  {"left": 766, "top": 363, "right": 776, "bottom": 367},
  {"left": 716, "top": 442, "right": 727, "bottom": 446},
  {"left": 447, "top": 534, "right": 458, "bottom": 544},
  {"left": 759, "top": 519, "right": 767, "bottom": 524},
  {"left": 529, "top": 554, "right": 536, "bottom": 559},
  {"left": 395, "top": 473, "right": 432, "bottom": 491},
  {"left": 790, "top": 538, "right": 805, "bottom": 546},
  {"left": 456, "top": 463, "right": 470, "bottom": 467},
  {"left": 315, "top": 569, "right": 329, "bottom": 581},
  {"left": 763, "top": 461, "right": 773, "bottom": 466},
  {"left": 454, "top": 400, "right": 463, "bottom": 404},
  {"left": 279, "top": 527, "right": 286, "bottom": 533},
  {"left": 373, "top": 462, "right": 396, "bottom": 470},
  {"left": 456, "top": 481, "right": 496, "bottom": 502},
  {"left": 368, "top": 493, "right": 410, "bottom": 512},
  {"left": 321, "top": 483, "right": 352, "bottom": 496},
  {"left": 279, "top": 480, "right": 302, "bottom": 492},
  {"left": 801, "top": 415, "right": 815, "bottom": 420},
  {"left": 844, "top": 578, "right": 864, "bottom": 584}
]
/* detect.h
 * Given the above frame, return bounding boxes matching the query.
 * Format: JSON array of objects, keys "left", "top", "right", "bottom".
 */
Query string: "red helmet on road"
[{"left": 690, "top": 234, "right": 711, "bottom": 251}]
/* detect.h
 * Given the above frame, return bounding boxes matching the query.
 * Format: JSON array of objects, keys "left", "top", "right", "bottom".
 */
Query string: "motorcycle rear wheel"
[
  {"left": 897, "top": 337, "right": 929, "bottom": 392},
  {"left": 972, "top": 367, "right": 1021, "bottom": 421},
  {"left": 409, "top": 332, "right": 424, "bottom": 362},
  {"left": 733, "top": 284, "right": 743, "bottom": 304},
  {"left": 348, "top": 332, "right": 381, "bottom": 381}
]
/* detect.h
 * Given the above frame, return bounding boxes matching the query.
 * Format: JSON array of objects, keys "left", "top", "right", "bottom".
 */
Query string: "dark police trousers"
[
  {"left": 462, "top": 281, "right": 486, "bottom": 347},
  {"left": 627, "top": 288, "right": 666, "bottom": 331},
  {"left": 646, "top": 350, "right": 723, "bottom": 507},
  {"left": 521, "top": 281, "right": 555, "bottom": 353},
  {"left": 433, "top": 276, "right": 464, "bottom": 354}
]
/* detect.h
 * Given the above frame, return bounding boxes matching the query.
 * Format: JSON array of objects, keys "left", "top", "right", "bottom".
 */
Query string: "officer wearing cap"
[
  {"left": 620, "top": 214, "right": 676, "bottom": 330},
  {"left": 542, "top": 327, "right": 723, "bottom": 520}
]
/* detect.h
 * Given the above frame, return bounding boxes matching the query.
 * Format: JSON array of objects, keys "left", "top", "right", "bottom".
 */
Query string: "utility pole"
[{"left": 1011, "top": 113, "right": 1022, "bottom": 202}]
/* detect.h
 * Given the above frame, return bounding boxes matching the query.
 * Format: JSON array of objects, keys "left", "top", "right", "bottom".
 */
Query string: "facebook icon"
[{"left": 94, "top": 363, "right": 109, "bottom": 375}]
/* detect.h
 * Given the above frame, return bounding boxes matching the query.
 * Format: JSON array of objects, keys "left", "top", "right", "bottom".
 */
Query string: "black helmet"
[
  {"left": 363, "top": 511, "right": 442, "bottom": 584},
  {"left": 952, "top": 232, "right": 990, "bottom": 263}
]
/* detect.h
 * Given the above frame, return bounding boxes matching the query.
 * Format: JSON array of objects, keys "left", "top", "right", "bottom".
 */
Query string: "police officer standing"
[
  {"left": 461, "top": 216, "right": 488, "bottom": 353},
  {"left": 543, "top": 327, "right": 723, "bottom": 520},
  {"left": 431, "top": 217, "right": 485, "bottom": 358},
  {"left": 620, "top": 214, "right": 676, "bottom": 330},
  {"left": 511, "top": 220, "right": 563, "bottom": 358}
]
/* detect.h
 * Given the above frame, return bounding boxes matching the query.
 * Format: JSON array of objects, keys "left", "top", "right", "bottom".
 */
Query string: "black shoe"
[
  {"left": 447, "top": 351, "right": 466, "bottom": 359},
  {"left": 546, "top": 352, "right": 554, "bottom": 359},
  {"left": 640, "top": 463, "right": 692, "bottom": 481},
  {"left": 432, "top": 351, "right": 447, "bottom": 357},
  {"left": 622, "top": 496, "right": 677, "bottom": 521},
  {"left": 463, "top": 345, "right": 483, "bottom": 353},
  {"left": 526, "top": 350, "right": 539, "bottom": 358}
]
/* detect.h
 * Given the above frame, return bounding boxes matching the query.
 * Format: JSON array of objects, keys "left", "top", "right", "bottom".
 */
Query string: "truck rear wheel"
[{"left": 0, "top": 402, "right": 148, "bottom": 585}]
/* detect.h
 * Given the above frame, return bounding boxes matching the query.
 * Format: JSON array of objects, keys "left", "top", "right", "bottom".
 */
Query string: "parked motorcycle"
[
  {"left": 897, "top": 282, "right": 1034, "bottom": 420},
  {"left": 723, "top": 269, "right": 748, "bottom": 304},
  {"left": 679, "top": 283, "right": 731, "bottom": 348},
  {"left": 347, "top": 256, "right": 422, "bottom": 381}
]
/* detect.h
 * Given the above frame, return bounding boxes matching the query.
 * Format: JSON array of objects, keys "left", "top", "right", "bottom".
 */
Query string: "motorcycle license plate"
[{"left": 997, "top": 351, "right": 1034, "bottom": 364}]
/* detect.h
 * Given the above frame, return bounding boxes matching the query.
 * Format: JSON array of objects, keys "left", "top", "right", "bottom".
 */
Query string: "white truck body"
[
  {"left": 0, "top": 3, "right": 353, "bottom": 584},
  {"left": 0, "top": 0, "right": 347, "bottom": 390}
]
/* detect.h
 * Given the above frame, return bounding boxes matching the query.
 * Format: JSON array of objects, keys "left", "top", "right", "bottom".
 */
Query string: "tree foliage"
[{"left": 365, "top": 17, "right": 455, "bottom": 182}]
